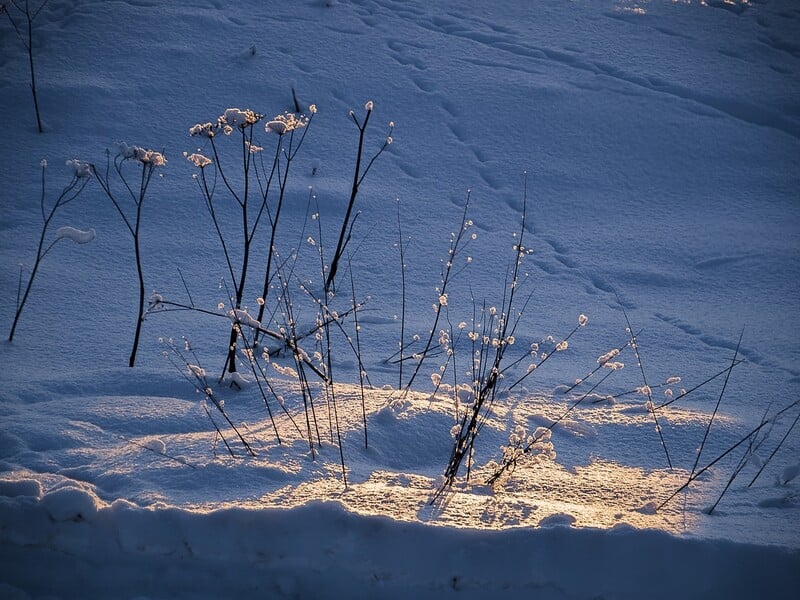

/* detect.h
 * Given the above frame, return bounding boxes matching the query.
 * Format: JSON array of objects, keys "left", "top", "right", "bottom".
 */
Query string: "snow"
[
  {"left": 54, "top": 226, "right": 95, "bottom": 245},
  {"left": 64, "top": 158, "right": 91, "bottom": 178},
  {"left": 2, "top": 0, "right": 800, "bottom": 597}
]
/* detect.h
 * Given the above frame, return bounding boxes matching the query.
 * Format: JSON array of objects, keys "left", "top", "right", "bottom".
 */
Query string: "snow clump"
[
  {"left": 54, "top": 226, "right": 95, "bottom": 244},
  {"left": 66, "top": 159, "right": 92, "bottom": 178}
]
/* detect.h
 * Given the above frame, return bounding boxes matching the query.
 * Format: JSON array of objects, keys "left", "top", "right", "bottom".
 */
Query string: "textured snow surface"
[{"left": 1, "top": 0, "right": 799, "bottom": 597}]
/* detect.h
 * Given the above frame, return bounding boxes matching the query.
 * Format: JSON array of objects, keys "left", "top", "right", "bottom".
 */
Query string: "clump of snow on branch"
[
  {"left": 54, "top": 226, "right": 95, "bottom": 244},
  {"left": 228, "top": 309, "right": 261, "bottom": 331}
]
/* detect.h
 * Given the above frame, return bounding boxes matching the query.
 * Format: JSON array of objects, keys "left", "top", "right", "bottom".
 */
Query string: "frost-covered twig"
[
  {"left": 235, "top": 327, "right": 303, "bottom": 444},
  {"left": 404, "top": 192, "right": 474, "bottom": 391},
  {"left": 434, "top": 175, "right": 533, "bottom": 499},
  {"left": 505, "top": 317, "right": 587, "bottom": 392},
  {"left": 561, "top": 332, "right": 637, "bottom": 395},
  {"left": 486, "top": 325, "right": 606, "bottom": 487},
  {"left": 162, "top": 337, "right": 255, "bottom": 457},
  {"left": 8, "top": 160, "right": 92, "bottom": 341},
  {"left": 652, "top": 359, "right": 744, "bottom": 410}
]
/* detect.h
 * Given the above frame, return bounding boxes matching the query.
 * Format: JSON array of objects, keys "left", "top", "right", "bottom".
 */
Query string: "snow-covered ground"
[{"left": 1, "top": 0, "right": 799, "bottom": 597}]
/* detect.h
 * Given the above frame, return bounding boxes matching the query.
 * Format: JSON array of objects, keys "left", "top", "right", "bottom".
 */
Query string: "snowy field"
[{"left": 1, "top": 0, "right": 799, "bottom": 597}]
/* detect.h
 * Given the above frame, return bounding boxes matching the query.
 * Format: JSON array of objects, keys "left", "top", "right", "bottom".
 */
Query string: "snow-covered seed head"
[
  {"left": 578, "top": 314, "right": 588, "bottom": 327},
  {"left": 138, "top": 149, "right": 166, "bottom": 167},
  {"left": 118, "top": 142, "right": 166, "bottom": 167},
  {"left": 184, "top": 152, "right": 212, "bottom": 168},
  {"left": 246, "top": 141, "right": 263, "bottom": 154},
  {"left": 266, "top": 112, "right": 309, "bottom": 135},
  {"left": 65, "top": 159, "right": 92, "bottom": 178},
  {"left": 364, "top": 100, "right": 374, "bottom": 111},
  {"left": 218, "top": 108, "right": 260, "bottom": 130},
  {"left": 189, "top": 122, "right": 214, "bottom": 138}
]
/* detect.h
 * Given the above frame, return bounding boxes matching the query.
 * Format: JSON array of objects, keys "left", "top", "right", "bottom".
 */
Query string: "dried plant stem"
[
  {"left": 705, "top": 402, "right": 773, "bottom": 514},
  {"left": 326, "top": 104, "right": 392, "bottom": 291},
  {"left": 349, "top": 257, "right": 369, "bottom": 449},
  {"left": 657, "top": 398, "right": 800, "bottom": 511},
  {"left": 253, "top": 120, "right": 314, "bottom": 343},
  {"left": 8, "top": 164, "right": 89, "bottom": 341},
  {"left": 396, "top": 200, "right": 407, "bottom": 391},
  {"left": 690, "top": 329, "right": 743, "bottom": 477},
  {"left": 92, "top": 152, "right": 161, "bottom": 367},
  {"left": 164, "top": 339, "right": 255, "bottom": 457},
  {"left": 3, "top": 1, "right": 48, "bottom": 132},
  {"left": 747, "top": 408, "right": 800, "bottom": 488},
  {"left": 653, "top": 359, "right": 745, "bottom": 410},
  {"left": 616, "top": 295, "right": 673, "bottom": 469},
  {"left": 487, "top": 367, "right": 614, "bottom": 487},
  {"left": 405, "top": 193, "right": 473, "bottom": 391},
  {"left": 434, "top": 175, "right": 530, "bottom": 499}
]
